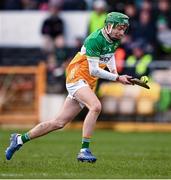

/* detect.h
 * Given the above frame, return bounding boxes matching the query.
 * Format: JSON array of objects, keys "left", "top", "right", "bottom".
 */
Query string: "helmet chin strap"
[
  {"left": 105, "top": 24, "right": 118, "bottom": 41},
  {"left": 105, "top": 24, "right": 113, "bottom": 34}
]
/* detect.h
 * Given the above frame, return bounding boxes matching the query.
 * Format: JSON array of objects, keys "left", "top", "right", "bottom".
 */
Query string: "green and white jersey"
[
  {"left": 66, "top": 28, "right": 120, "bottom": 89},
  {"left": 81, "top": 28, "right": 121, "bottom": 65}
]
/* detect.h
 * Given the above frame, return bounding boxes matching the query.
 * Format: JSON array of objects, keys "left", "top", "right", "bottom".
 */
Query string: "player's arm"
[
  {"left": 88, "top": 57, "right": 118, "bottom": 81},
  {"left": 106, "top": 54, "right": 133, "bottom": 84},
  {"left": 107, "top": 54, "right": 118, "bottom": 74},
  {"left": 88, "top": 57, "right": 132, "bottom": 84},
  {"left": 85, "top": 38, "right": 132, "bottom": 84},
  {"left": 86, "top": 39, "right": 119, "bottom": 81}
]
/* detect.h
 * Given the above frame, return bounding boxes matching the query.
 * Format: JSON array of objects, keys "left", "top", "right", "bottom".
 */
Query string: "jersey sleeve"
[
  {"left": 107, "top": 54, "right": 117, "bottom": 73},
  {"left": 84, "top": 38, "right": 102, "bottom": 58}
]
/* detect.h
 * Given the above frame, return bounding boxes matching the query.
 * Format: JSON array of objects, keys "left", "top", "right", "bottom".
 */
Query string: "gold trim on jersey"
[{"left": 66, "top": 53, "right": 106, "bottom": 90}]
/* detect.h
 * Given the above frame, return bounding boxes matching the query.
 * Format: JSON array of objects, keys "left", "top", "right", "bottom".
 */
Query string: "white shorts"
[{"left": 66, "top": 79, "right": 89, "bottom": 108}]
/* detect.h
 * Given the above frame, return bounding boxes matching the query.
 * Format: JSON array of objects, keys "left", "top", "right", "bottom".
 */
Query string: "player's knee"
[
  {"left": 52, "top": 120, "right": 66, "bottom": 130},
  {"left": 57, "top": 122, "right": 66, "bottom": 129},
  {"left": 90, "top": 102, "right": 102, "bottom": 113}
]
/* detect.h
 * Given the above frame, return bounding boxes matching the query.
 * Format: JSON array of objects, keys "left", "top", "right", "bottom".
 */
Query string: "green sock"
[
  {"left": 21, "top": 133, "right": 30, "bottom": 144},
  {"left": 81, "top": 137, "right": 91, "bottom": 149}
]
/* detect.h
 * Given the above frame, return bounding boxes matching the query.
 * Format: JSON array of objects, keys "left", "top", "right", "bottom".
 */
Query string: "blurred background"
[{"left": 0, "top": 0, "right": 171, "bottom": 130}]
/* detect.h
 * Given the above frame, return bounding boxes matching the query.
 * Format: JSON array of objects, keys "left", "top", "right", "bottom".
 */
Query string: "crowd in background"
[
  {"left": 40, "top": 0, "right": 171, "bottom": 93},
  {"left": 0, "top": 0, "right": 171, "bottom": 93}
]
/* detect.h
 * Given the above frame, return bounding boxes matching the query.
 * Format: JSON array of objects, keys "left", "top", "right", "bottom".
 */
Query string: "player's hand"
[{"left": 117, "top": 75, "right": 133, "bottom": 85}]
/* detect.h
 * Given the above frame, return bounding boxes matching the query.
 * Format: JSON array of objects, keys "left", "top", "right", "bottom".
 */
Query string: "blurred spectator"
[
  {"left": 121, "top": 35, "right": 134, "bottom": 56},
  {"left": 156, "top": 18, "right": 171, "bottom": 59},
  {"left": 46, "top": 35, "right": 70, "bottom": 93},
  {"left": 123, "top": 2, "right": 138, "bottom": 56},
  {"left": 54, "top": 35, "right": 68, "bottom": 67},
  {"left": 62, "top": 0, "right": 87, "bottom": 10},
  {"left": 124, "top": 2, "right": 138, "bottom": 35},
  {"left": 106, "top": 0, "right": 129, "bottom": 12},
  {"left": 21, "top": 0, "right": 38, "bottom": 10},
  {"left": 85, "top": 0, "right": 94, "bottom": 10},
  {"left": 87, "top": 0, "right": 107, "bottom": 35},
  {"left": 157, "top": 0, "right": 171, "bottom": 28},
  {"left": 115, "top": 47, "right": 126, "bottom": 73},
  {"left": 41, "top": 0, "right": 66, "bottom": 93},
  {"left": 74, "top": 37, "right": 84, "bottom": 52},
  {"left": 36, "top": 0, "right": 48, "bottom": 11},
  {"left": 140, "top": 0, "right": 152, "bottom": 12},
  {"left": 156, "top": 0, "right": 171, "bottom": 59},
  {"left": 3, "top": 0, "right": 22, "bottom": 10},
  {"left": 125, "top": 40, "right": 152, "bottom": 78},
  {"left": 4, "top": 0, "right": 39, "bottom": 10},
  {"left": 69, "top": 37, "right": 84, "bottom": 58},
  {"left": 41, "top": 0, "right": 64, "bottom": 53},
  {"left": 139, "top": 0, "right": 156, "bottom": 24},
  {"left": 46, "top": 53, "right": 60, "bottom": 93},
  {"left": 132, "top": 9, "right": 156, "bottom": 53}
]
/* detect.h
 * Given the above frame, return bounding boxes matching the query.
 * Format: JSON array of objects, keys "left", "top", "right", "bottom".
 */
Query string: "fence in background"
[{"left": 0, "top": 62, "right": 46, "bottom": 124}]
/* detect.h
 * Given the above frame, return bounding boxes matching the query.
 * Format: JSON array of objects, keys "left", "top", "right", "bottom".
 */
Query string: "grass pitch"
[{"left": 1, "top": 129, "right": 171, "bottom": 179}]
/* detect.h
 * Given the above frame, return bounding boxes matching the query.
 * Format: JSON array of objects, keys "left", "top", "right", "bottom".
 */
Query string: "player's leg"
[
  {"left": 28, "top": 97, "right": 82, "bottom": 139},
  {"left": 74, "top": 86, "right": 102, "bottom": 162},
  {"left": 5, "top": 97, "right": 82, "bottom": 160},
  {"left": 75, "top": 86, "right": 101, "bottom": 138}
]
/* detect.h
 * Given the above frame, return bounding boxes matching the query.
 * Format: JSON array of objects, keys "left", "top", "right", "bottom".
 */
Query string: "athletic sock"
[
  {"left": 81, "top": 137, "right": 91, "bottom": 149},
  {"left": 21, "top": 133, "right": 30, "bottom": 144},
  {"left": 17, "top": 136, "right": 23, "bottom": 145}
]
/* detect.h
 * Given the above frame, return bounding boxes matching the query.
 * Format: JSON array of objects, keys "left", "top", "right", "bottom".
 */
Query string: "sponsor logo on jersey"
[{"left": 99, "top": 54, "right": 113, "bottom": 64}]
